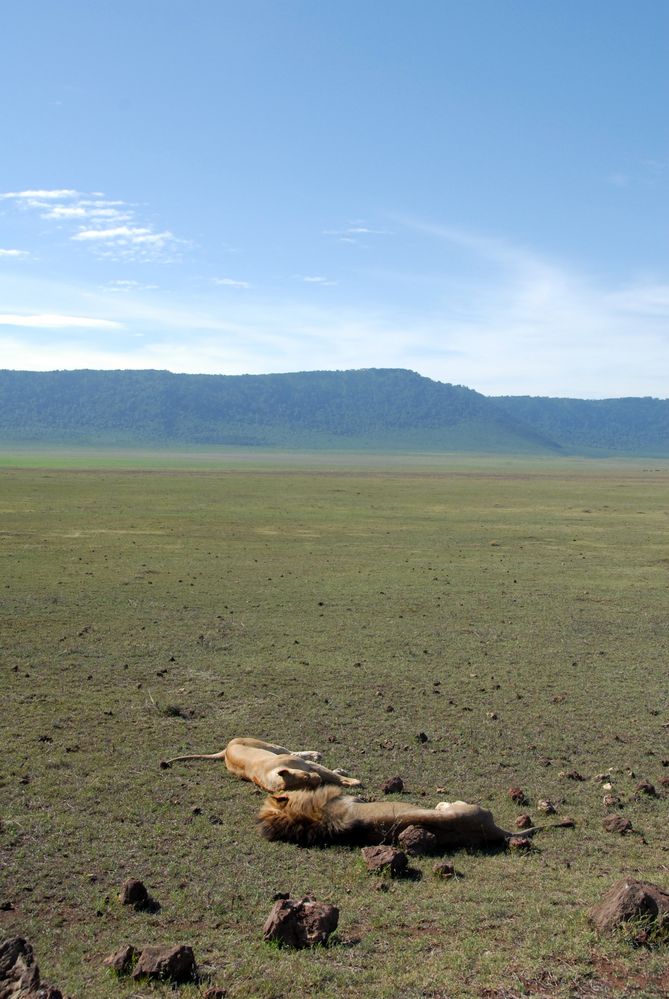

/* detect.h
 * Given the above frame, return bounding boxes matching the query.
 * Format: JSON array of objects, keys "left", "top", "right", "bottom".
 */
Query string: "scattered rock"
[
  {"left": 486, "top": 712, "right": 498, "bottom": 720},
  {"left": 361, "top": 845, "right": 408, "bottom": 877},
  {"left": 0, "top": 936, "right": 63, "bottom": 998},
  {"left": 507, "top": 836, "right": 532, "bottom": 851},
  {"left": 508, "top": 786, "right": 526, "bottom": 804},
  {"left": 515, "top": 814, "right": 533, "bottom": 829},
  {"left": 660, "top": 776, "right": 669, "bottom": 788},
  {"left": 397, "top": 825, "right": 438, "bottom": 856},
  {"left": 433, "top": 861, "right": 456, "bottom": 879},
  {"left": 537, "top": 799, "right": 557, "bottom": 815},
  {"left": 103, "top": 944, "right": 138, "bottom": 975},
  {"left": 589, "top": 878, "right": 669, "bottom": 936},
  {"left": 381, "top": 776, "right": 404, "bottom": 795},
  {"left": 603, "top": 814, "right": 633, "bottom": 835},
  {"left": 119, "top": 879, "right": 149, "bottom": 908},
  {"left": 554, "top": 816, "right": 576, "bottom": 828},
  {"left": 416, "top": 732, "right": 429, "bottom": 743},
  {"left": 132, "top": 944, "right": 197, "bottom": 983},
  {"left": 0, "top": 902, "right": 14, "bottom": 912},
  {"left": 635, "top": 779, "right": 657, "bottom": 797},
  {"left": 262, "top": 896, "right": 339, "bottom": 949},
  {"left": 602, "top": 794, "right": 620, "bottom": 808},
  {"left": 559, "top": 769, "right": 585, "bottom": 781},
  {"left": 203, "top": 989, "right": 227, "bottom": 999}
]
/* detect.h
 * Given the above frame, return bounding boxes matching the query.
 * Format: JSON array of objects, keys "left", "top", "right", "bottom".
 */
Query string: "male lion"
[
  {"left": 161, "top": 737, "right": 361, "bottom": 793},
  {"left": 258, "top": 785, "right": 522, "bottom": 849}
]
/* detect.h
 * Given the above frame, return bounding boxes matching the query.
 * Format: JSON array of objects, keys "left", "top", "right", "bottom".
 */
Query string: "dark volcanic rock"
[
  {"left": 262, "top": 896, "right": 339, "bottom": 949},
  {"left": 397, "top": 825, "right": 438, "bottom": 855},
  {"left": 381, "top": 776, "right": 404, "bottom": 795},
  {"left": 507, "top": 836, "right": 532, "bottom": 851},
  {"left": 103, "top": 944, "right": 138, "bottom": 975},
  {"left": 361, "top": 845, "right": 408, "bottom": 877},
  {"left": 508, "top": 786, "right": 527, "bottom": 804},
  {"left": 0, "top": 936, "right": 63, "bottom": 999},
  {"left": 589, "top": 878, "right": 669, "bottom": 935},
  {"left": 602, "top": 814, "right": 633, "bottom": 835},
  {"left": 119, "top": 879, "right": 149, "bottom": 907},
  {"left": 433, "top": 861, "right": 456, "bottom": 879},
  {"left": 132, "top": 944, "right": 197, "bottom": 983}
]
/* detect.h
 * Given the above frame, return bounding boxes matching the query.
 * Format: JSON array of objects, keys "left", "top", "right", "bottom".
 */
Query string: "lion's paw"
[{"left": 293, "top": 750, "right": 322, "bottom": 762}]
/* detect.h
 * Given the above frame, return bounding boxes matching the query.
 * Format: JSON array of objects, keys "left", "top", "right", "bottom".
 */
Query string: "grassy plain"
[{"left": 1, "top": 450, "right": 668, "bottom": 998}]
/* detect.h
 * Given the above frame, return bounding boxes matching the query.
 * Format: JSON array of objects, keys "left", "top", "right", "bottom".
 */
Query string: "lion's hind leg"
[{"left": 290, "top": 750, "right": 323, "bottom": 762}]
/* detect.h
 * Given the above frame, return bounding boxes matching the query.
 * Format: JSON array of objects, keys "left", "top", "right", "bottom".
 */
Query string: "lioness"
[
  {"left": 161, "top": 737, "right": 362, "bottom": 793},
  {"left": 258, "top": 785, "right": 522, "bottom": 849}
]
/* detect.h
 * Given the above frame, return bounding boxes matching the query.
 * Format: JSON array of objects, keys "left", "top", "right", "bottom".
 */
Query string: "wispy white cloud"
[
  {"left": 297, "top": 275, "right": 337, "bottom": 286},
  {"left": 106, "top": 279, "right": 159, "bottom": 293},
  {"left": 1, "top": 188, "right": 80, "bottom": 201},
  {"left": 0, "top": 312, "right": 123, "bottom": 329},
  {"left": 323, "top": 221, "right": 392, "bottom": 241},
  {"left": 1, "top": 187, "right": 182, "bottom": 262},
  {"left": 0, "top": 248, "right": 29, "bottom": 257},
  {"left": 212, "top": 277, "right": 251, "bottom": 289}
]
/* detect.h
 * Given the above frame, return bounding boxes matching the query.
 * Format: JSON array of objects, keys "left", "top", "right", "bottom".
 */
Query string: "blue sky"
[{"left": 1, "top": 0, "right": 667, "bottom": 397}]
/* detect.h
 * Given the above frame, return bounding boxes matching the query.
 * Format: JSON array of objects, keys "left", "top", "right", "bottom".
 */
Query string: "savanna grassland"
[{"left": 1, "top": 451, "right": 668, "bottom": 998}]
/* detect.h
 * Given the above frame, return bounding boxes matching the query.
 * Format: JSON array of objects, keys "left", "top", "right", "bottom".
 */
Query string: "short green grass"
[{"left": 1, "top": 451, "right": 668, "bottom": 997}]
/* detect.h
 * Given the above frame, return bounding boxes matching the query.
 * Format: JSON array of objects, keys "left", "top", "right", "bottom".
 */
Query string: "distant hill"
[{"left": 0, "top": 368, "right": 667, "bottom": 456}]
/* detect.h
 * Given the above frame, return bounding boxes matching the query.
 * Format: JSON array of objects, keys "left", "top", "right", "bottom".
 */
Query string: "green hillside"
[{"left": 0, "top": 368, "right": 667, "bottom": 455}]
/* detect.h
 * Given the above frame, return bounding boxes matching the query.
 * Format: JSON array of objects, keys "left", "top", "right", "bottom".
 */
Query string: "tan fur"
[
  {"left": 257, "top": 785, "right": 517, "bottom": 849},
  {"left": 161, "top": 737, "right": 361, "bottom": 793}
]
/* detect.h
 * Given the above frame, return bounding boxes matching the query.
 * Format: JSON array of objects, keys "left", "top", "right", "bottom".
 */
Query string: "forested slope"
[{"left": 0, "top": 368, "right": 667, "bottom": 455}]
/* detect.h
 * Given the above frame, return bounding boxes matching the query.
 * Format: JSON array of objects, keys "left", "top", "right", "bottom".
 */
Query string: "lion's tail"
[
  {"left": 160, "top": 750, "right": 227, "bottom": 769},
  {"left": 257, "top": 785, "right": 352, "bottom": 846}
]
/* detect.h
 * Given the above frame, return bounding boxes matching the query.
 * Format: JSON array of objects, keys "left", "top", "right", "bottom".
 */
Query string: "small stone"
[
  {"left": 132, "top": 944, "right": 197, "bottom": 982},
  {"left": 559, "top": 769, "right": 585, "bottom": 781},
  {"left": 515, "top": 814, "right": 533, "bottom": 829},
  {"left": 203, "top": 988, "right": 227, "bottom": 999},
  {"left": 602, "top": 794, "right": 620, "bottom": 808},
  {"left": 119, "top": 879, "right": 149, "bottom": 907},
  {"left": 103, "top": 944, "right": 138, "bottom": 975},
  {"left": 433, "top": 861, "right": 456, "bottom": 879},
  {"left": 537, "top": 799, "right": 557, "bottom": 815},
  {"left": 635, "top": 780, "right": 657, "bottom": 797},
  {"left": 417, "top": 732, "right": 429, "bottom": 743},
  {"left": 262, "top": 896, "right": 339, "bottom": 949},
  {"left": 381, "top": 776, "right": 404, "bottom": 795},
  {"left": 554, "top": 816, "right": 576, "bottom": 828},
  {"left": 397, "top": 825, "right": 438, "bottom": 856},
  {"left": 508, "top": 786, "right": 526, "bottom": 804},
  {"left": 361, "top": 845, "right": 408, "bottom": 877},
  {"left": 589, "top": 878, "right": 669, "bottom": 935},
  {"left": 659, "top": 776, "right": 669, "bottom": 788},
  {"left": 603, "top": 814, "right": 633, "bottom": 835},
  {"left": 508, "top": 836, "right": 532, "bottom": 850},
  {"left": 0, "top": 937, "right": 63, "bottom": 998}
]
